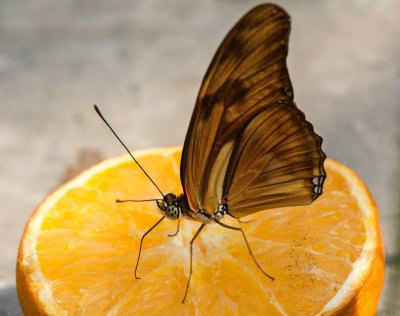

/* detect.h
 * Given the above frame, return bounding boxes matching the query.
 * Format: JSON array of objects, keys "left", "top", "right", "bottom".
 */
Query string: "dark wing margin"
[{"left": 180, "top": 4, "right": 326, "bottom": 217}]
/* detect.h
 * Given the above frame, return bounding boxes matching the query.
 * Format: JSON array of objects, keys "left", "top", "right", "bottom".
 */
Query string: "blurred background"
[{"left": 1, "top": 0, "right": 399, "bottom": 314}]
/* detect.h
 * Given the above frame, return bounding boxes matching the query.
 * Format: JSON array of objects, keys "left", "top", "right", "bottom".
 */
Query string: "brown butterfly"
[{"left": 95, "top": 3, "right": 326, "bottom": 304}]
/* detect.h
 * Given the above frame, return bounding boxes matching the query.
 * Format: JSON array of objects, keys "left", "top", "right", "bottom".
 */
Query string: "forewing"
[{"left": 181, "top": 4, "right": 326, "bottom": 217}]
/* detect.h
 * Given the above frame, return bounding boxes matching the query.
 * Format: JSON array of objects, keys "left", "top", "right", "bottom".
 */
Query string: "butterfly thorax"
[
  {"left": 157, "top": 192, "right": 230, "bottom": 224},
  {"left": 180, "top": 193, "right": 229, "bottom": 224}
]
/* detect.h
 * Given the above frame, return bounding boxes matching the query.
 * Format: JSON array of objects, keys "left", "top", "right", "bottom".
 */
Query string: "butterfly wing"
[
  {"left": 222, "top": 101, "right": 326, "bottom": 218},
  {"left": 181, "top": 4, "right": 326, "bottom": 218}
]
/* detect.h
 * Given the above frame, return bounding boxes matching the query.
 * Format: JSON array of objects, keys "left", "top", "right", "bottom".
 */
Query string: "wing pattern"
[{"left": 181, "top": 4, "right": 326, "bottom": 218}]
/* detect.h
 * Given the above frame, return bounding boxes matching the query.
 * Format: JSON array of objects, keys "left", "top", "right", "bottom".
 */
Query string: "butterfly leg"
[
  {"left": 214, "top": 219, "right": 274, "bottom": 281},
  {"left": 135, "top": 216, "right": 165, "bottom": 279},
  {"left": 227, "top": 212, "right": 253, "bottom": 224},
  {"left": 182, "top": 223, "right": 206, "bottom": 303},
  {"left": 168, "top": 219, "right": 180, "bottom": 237},
  {"left": 236, "top": 218, "right": 254, "bottom": 224}
]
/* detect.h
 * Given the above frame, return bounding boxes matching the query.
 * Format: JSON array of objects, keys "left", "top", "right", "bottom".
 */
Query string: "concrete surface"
[{"left": 1, "top": 0, "right": 399, "bottom": 314}]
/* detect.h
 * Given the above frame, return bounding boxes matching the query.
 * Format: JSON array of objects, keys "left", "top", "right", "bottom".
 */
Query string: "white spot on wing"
[{"left": 312, "top": 176, "right": 324, "bottom": 195}]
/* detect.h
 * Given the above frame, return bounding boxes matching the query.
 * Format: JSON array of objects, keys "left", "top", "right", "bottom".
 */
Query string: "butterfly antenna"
[
  {"left": 116, "top": 199, "right": 162, "bottom": 203},
  {"left": 94, "top": 105, "right": 165, "bottom": 198}
]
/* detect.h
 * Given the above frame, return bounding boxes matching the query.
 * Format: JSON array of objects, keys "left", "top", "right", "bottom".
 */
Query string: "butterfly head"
[{"left": 157, "top": 193, "right": 181, "bottom": 220}]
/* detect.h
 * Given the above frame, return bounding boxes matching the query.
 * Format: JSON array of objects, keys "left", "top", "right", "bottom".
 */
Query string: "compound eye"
[{"left": 166, "top": 204, "right": 180, "bottom": 220}]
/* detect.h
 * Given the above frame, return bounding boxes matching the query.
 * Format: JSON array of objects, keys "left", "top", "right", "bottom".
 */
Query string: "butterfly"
[{"left": 95, "top": 3, "right": 326, "bottom": 304}]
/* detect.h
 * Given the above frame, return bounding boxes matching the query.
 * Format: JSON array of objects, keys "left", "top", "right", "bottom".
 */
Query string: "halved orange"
[{"left": 17, "top": 145, "right": 384, "bottom": 315}]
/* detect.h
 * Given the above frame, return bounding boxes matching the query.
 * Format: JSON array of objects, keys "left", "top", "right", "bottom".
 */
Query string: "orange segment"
[{"left": 17, "top": 146, "right": 384, "bottom": 315}]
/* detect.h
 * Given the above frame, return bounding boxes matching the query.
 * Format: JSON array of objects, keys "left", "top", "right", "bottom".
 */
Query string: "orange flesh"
[{"left": 17, "top": 146, "right": 383, "bottom": 315}]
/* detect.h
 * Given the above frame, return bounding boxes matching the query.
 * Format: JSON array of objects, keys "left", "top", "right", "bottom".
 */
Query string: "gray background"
[{"left": 1, "top": 0, "right": 399, "bottom": 314}]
